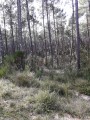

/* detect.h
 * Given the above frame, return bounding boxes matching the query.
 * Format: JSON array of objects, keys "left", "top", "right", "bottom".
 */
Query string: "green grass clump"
[
  {"left": 4, "top": 55, "right": 14, "bottom": 65},
  {"left": 49, "top": 70, "right": 55, "bottom": 80},
  {"left": 74, "top": 79, "right": 90, "bottom": 96},
  {"left": 34, "top": 90, "right": 58, "bottom": 113},
  {"left": 15, "top": 75, "right": 30, "bottom": 87},
  {"left": 35, "top": 69, "right": 43, "bottom": 79},
  {"left": 15, "top": 74, "right": 40, "bottom": 88},
  {"left": 79, "top": 87, "right": 90, "bottom": 96},
  {"left": 77, "top": 84, "right": 90, "bottom": 96},
  {"left": 42, "top": 80, "right": 68, "bottom": 96},
  {"left": 0, "top": 55, "right": 16, "bottom": 78},
  {"left": 54, "top": 75, "right": 67, "bottom": 83},
  {"left": 1, "top": 91, "right": 12, "bottom": 99},
  {"left": 0, "top": 65, "right": 9, "bottom": 78}
]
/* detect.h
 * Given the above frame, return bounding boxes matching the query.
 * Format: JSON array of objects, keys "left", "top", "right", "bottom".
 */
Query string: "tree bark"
[
  {"left": 46, "top": 0, "right": 53, "bottom": 67},
  {"left": 17, "top": 0, "right": 23, "bottom": 50},
  {"left": 42, "top": 0, "right": 47, "bottom": 66},
  {"left": 9, "top": 5, "right": 15, "bottom": 53},
  {"left": 75, "top": 0, "right": 81, "bottom": 70}
]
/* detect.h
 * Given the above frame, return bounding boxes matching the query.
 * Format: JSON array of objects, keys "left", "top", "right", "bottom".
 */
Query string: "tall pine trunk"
[
  {"left": 75, "top": 0, "right": 80, "bottom": 70},
  {"left": 9, "top": 5, "right": 15, "bottom": 53},
  {"left": 17, "top": 0, "right": 23, "bottom": 50},
  {"left": 70, "top": 0, "right": 74, "bottom": 64},
  {"left": 46, "top": 0, "right": 53, "bottom": 67},
  {"left": 0, "top": 27, "right": 4, "bottom": 63},
  {"left": 42, "top": 0, "right": 47, "bottom": 66},
  {"left": 3, "top": 11, "right": 8, "bottom": 55},
  {"left": 26, "top": 0, "right": 34, "bottom": 70}
]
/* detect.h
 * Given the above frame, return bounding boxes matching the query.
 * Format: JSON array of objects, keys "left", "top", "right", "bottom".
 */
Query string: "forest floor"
[{"left": 0, "top": 70, "right": 90, "bottom": 120}]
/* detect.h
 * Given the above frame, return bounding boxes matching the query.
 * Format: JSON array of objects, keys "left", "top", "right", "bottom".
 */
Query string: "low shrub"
[
  {"left": 34, "top": 90, "right": 57, "bottom": 113},
  {"left": 1, "top": 91, "right": 12, "bottom": 99},
  {"left": 15, "top": 74, "right": 40, "bottom": 88},
  {"left": 4, "top": 55, "right": 14, "bottom": 65},
  {"left": 77, "top": 83, "right": 90, "bottom": 96},
  {"left": 42, "top": 81, "right": 68, "bottom": 96},
  {"left": 64, "top": 68, "right": 77, "bottom": 82},
  {"left": 54, "top": 75, "right": 67, "bottom": 83},
  {"left": 49, "top": 70, "right": 55, "bottom": 80},
  {"left": 13, "top": 51, "right": 25, "bottom": 71},
  {"left": 15, "top": 75, "right": 30, "bottom": 87},
  {"left": 35, "top": 68, "right": 43, "bottom": 79},
  {"left": 0, "top": 65, "right": 9, "bottom": 78},
  {"left": 79, "top": 86, "right": 90, "bottom": 96},
  {"left": 82, "top": 67, "right": 90, "bottom": 80}
]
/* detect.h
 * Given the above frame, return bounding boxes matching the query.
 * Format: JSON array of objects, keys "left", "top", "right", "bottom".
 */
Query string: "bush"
[
  {"left": 0, "top": 52, "right": 25, "bottom": 78},
  {"left": 54, "top": 75, "right": 67, "bottom": 83},
  {"left": 4, "top": 51, "right": 25, "bottom": 71},
  {"left": 79, "top": 86, "right": 90, "bottom": 96},
  {"left": 13, "top": 51, "right": 25, "bottom": 71},
  {"left": 1, "top": 91, "right": 12, "bottom": 99},
  {"left": 35, "top": 90, "right": 57, "bottom": 113},
  {"left": 15, "top": 74, "right": 40, "bottom": 88},
  {"left": 4, "top": 55, "right": 14, "bottom": 66},
  {"left": 82, "top": 67, "right": 90, "bottom": 80},
  {"left": 35, "top": 68, "right": 43, "bottom": 79},
  {"left": 42, "top": 81, "right": 68, "bottom": 96},
  {"left": 49, "top": 70, "right": 55, "bottom": 80},
  {"left": 15, "top": 75, "right": 30, "bottom": 87},
  {"left": 76, "top": 82, "right": 90, "bottom": 96},
  {"left": 0, "top": 65, "right": 9, "bottom": 78},
  {"left": 64, "top": 68, "right": 77, "bottom": 82}
]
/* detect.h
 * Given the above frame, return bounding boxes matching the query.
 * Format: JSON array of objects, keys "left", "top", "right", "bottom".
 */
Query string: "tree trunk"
[
  {"left": 70, "top": 0, "right": 74, "bottom": 64},
  {"left": 75, "top": 0, "right": 81, "bottom": 70},
  {"left": 3, "top": 11, "right": 8, "bottom": 55},
  {"left": 26, "top": 0, "right": 34, "bottom": 71},
  {"left": 0, "top": 27, "right": 4, "bottom": 64},
  {"left": 46, "top": 0, "right": 53, "bottom": 67},
  {"left": 17, "top": 0, "right": 23, "bottom": 50},
  {"left": 9, "top": 5, "right": 15, "bottom": 53},
  {"left": 42, "top": 0, "right": 47, "bottom": 66}
]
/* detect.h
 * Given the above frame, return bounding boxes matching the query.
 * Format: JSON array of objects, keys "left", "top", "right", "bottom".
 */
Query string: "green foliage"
[
  {"left": 13, "top": 51, "right": 25, "bottom": 58},
  {"left": 64, "top": 67, "right": 77, "bottom": 81},
  {"left": 75, "top": 81, "right": 90, "bottom": 96},
  {"left": 82, "top": 67, "right": 90, "bottom": 80},
  {"left": 54, "top": 75, "right": 67, "bottom": 83},
  {"left": 78, "top": 86, "right": 90, "bottom": 96},
  {"left": 4, "top": 55, "right": 14, "bottom": 65},
  {"left": 13, "top": 51, "right": 25, "bottom": 71},
  {"left": 1, "top": 91, "right": 12, "bottom": 99},
  {"left": 0, "top": 65, "right": 9, "bottom": 78},
  {"left": 76, "top": 67, "right": 90, "bottom": 80},
  {"left": 35, "top": 90, "right": 57, "bottom": 113},
  {"left": 15, "top": 75, "right": 30, "bottom": 87},
  {"left": 50, "top": 84, "right": 68, "bottom": 96},
  {"left": 0, "top": 51, "right": 25, "bottom": 78},
  {"left": 0, "top": 55, "right": 16, "bottom": 78},
  {"left": 42, "top": 80, "right": 68, "bottom": 96},
  {"left": 35, "top": 68, "right": 43, "bottom": 79},
  {"left": 0, "top": 106, "right": 3, "bottom": 115},
  {"left": 49, "top": 70, "right": 55, "bottom": 80},
  {"left": 15, "top": 74, "right": 40, "bottom": 88}
]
